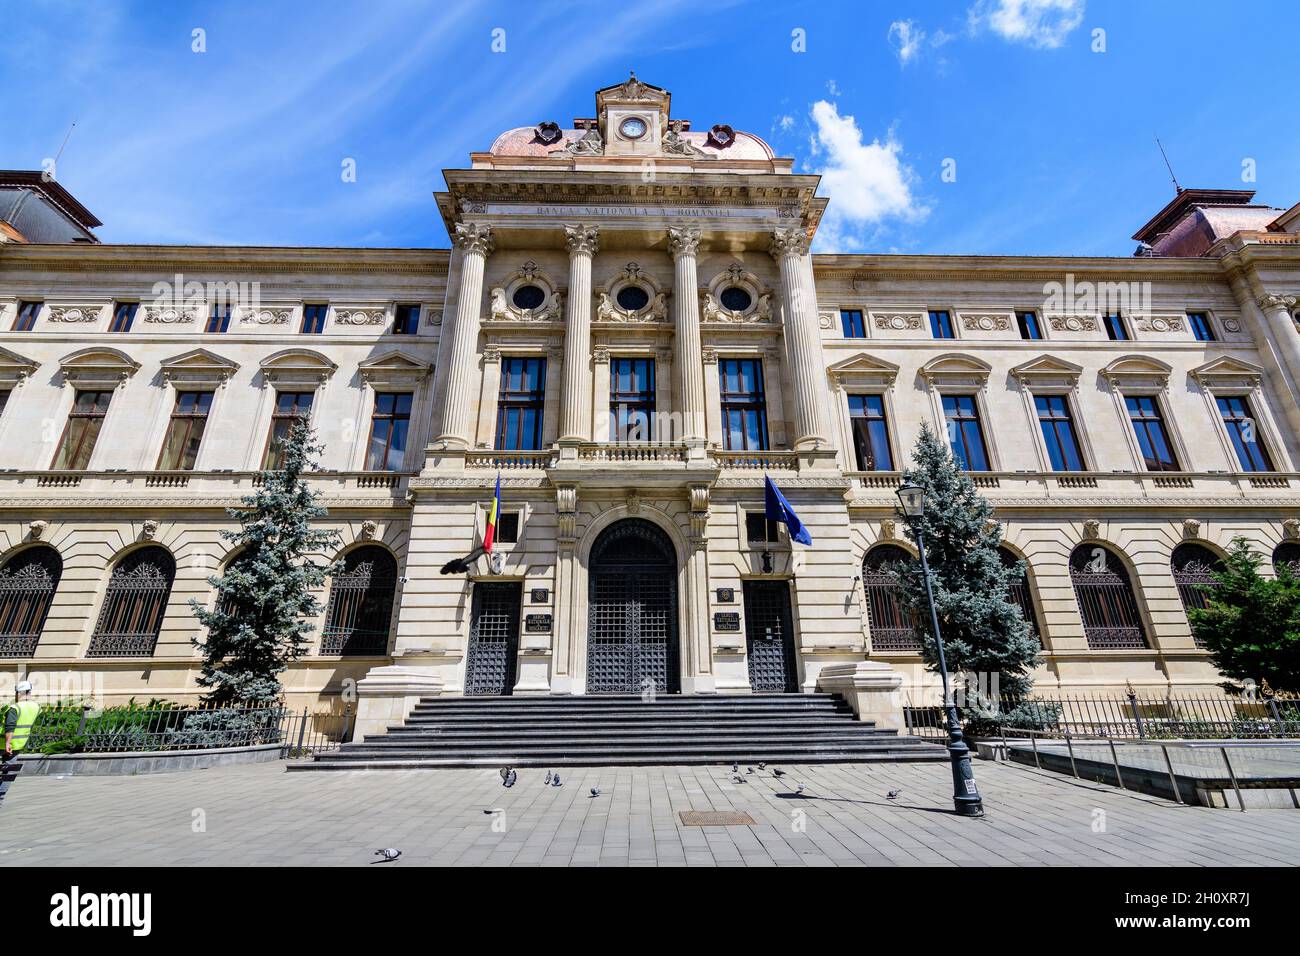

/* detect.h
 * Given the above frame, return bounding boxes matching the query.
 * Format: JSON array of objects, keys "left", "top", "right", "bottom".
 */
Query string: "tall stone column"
[
  {"left": 1227, "top": 271, "right": 1300, "bottom": 441},
  {"left": 668, "top": 226, "right": 706, "bottom": 446},
  {"left": 770, "top": 227, "right": 830, "bottom": 450},
  {"left": 432, "top": 222, "right": 494, "bottom": 449},
  {"left": 559, "top": 224, "right": 599, "bottom": 445},
  {"left": 1257, "top": 292, "right": 1300, "bottom": 384}
]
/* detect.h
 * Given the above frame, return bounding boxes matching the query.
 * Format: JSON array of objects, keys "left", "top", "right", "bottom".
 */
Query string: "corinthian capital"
[
  {"left": 453, "top": 222, "right": 495, "bottom": 256},
  {"left": 1258, "top": 292, "right": 1298, "bottom": 311},
  {"left": 564, "top": 224, "right": 599, "bottom": 256},
  {"left": 667, "top": 225, "right": 702, "bottom": 259},
  {"left": 769, "top": 227, "right": 809, "bottom": 260}
]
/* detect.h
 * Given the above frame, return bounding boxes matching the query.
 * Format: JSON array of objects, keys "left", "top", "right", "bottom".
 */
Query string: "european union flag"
[{"left": 764, "top": 474, "right": 812, "bottom": 546}]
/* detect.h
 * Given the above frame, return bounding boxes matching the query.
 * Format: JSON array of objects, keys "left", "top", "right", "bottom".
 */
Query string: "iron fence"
[
  {"left": 904, "top": 691, "right": 1300, "bottom": 742},
  {"left": 24, "top": 700, "right": 354, "bottom": 757}
]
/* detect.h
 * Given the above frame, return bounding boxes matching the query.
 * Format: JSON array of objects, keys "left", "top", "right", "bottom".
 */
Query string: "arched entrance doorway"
[{"left": 586, "top": 518, "right": 680, "bottom": 694}]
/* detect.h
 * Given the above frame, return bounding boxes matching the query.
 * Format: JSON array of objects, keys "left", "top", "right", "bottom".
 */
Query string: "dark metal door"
[
  {"left": 465, "top": 582, "right": 522, "bottom": 696},
  {"left": 586, "top": 519, "right": 679, "bottom": 694},
  {"left": 743, "top": 581, "right": 798, "bottom": 693}
]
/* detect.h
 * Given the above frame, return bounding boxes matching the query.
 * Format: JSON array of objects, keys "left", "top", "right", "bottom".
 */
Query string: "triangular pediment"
[
  {"left": 1011, "top": 354, "right": 1084, "bottom": 380},
  {"left": 0, "top": 345, "right": 39, "bottom": 385},
  {"left": 1191, "top": 356, "right": 1264, "bottom": 380},
  {"left": 358, "top": 349, "right": 432, "bottom": 385},
  {"left": 160, "top": 348, "right": 240, "bottom": 374}
]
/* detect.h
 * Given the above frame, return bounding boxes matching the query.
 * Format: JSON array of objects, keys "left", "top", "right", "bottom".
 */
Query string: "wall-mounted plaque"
[
  {"left": 715, "top": 587, "right": 734, "bottom": 603},
  {"left": 525, "top": 614, "right": 552, "bottom": 633},
  {"left": 713, "top": 612, "right": 741, "bottom": 632},
  {"left": 530, "top": 588, "right": 550, "bottom": 603}
]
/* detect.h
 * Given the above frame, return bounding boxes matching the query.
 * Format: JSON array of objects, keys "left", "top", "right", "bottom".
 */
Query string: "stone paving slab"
[{"left": 2, "top": 759, "right": 1299, "bottom": 866}]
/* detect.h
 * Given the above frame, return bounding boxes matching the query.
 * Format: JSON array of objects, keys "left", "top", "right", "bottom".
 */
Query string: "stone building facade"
[{"left": 2, "top": 76, "right": 1299, "bottom": 717}]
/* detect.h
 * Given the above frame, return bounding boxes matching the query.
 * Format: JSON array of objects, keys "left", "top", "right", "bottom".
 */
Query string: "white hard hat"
[{"left": 14, "top": 681, "right": 33, "bottom": 693}]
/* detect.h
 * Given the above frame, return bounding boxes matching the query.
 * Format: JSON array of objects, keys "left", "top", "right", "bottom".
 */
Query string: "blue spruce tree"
[{"left": 189, "top": 418, "right": 341, "bottom": 706}]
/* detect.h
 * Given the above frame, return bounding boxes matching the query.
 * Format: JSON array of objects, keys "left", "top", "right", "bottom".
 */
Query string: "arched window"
[
  {"left": 1069, "top": 543, "right": 1147, "bottom": 649},
  {"left": 88, "top": 546, "right": 175, "bottom": 657},
  {"left": 862, "top": 545, "right": 918, "bottom": 653},
  {"left": 0, "top": 546, "right": 63, "bottom": 658},
  {"left": 322, "top": 546, "right": 397, "bottom": 656},
  {"left": 1274, "top": 542, "right": 1300, "bottom": 577},
  {"left": 1171, "top": 543, "right": 1223, "bottom": 649},
  {"left": 998, "top": 547, "right": 1042, "bottom": 644}
]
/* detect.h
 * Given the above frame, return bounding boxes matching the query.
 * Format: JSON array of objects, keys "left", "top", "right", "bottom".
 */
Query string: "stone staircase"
[{"left": 293, "top": 693, "right": 946, "bottom": 770}]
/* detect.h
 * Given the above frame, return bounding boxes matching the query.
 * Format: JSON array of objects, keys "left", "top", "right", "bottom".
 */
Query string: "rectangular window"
[
  {"left": 719, "top": 358, "right": 769, "bottom": 451},
  {"left": 1016, "top": 310, "right": 1043, "bottom": 340},
  {"left": 1187, "top": 311, "right": 1215, "bottom": 342},
  {"left": 392, "top": 303, "right": 420, "bottom": 335},
  {"left": 262, "top": 391, "right": 315, "bottom": 469},
  {"left": 108, "top": 302, "right": 138, "bottom": 333},
  {"left": 1034, "top": 394, "right": 1085, "bottom": 471},
  {"left": 609, "top": 357, "right": 655, "bottom": 441},
  {"left": 205, "top": 301, "right": 232, "bottom": 333},
  {"left": 12, "top": 301, "right": 41, "bottom": 331},
  {"left": 1217, "top": 395, "right": 1273, "bottom": 472},
  {"left": 1103, "top": 313, "right": 1128, "bottom": 341},
  {"left": 366, "top": 392, "right": 413, "bottom": 471},
  {"left": 52, "top": 390, "right": 113, "bottom": 469},
  {"left": 929, "top": 309, "right": 955, "bottom": 339},
  {"left": 0, "top": 389, "right": 9, "bottom": 418},
  {"left": 157, "top": 391, "right": 214, "bottom": 470},
  {"left": 301, "top": 303, "right": 328, "bottom": 334},
  {"left": 848, "top": 394, "right": 893, "bottom": 471},
  {"left": 495, "top": 511, "right": 520, "bottom": 544},
  {"left": 495, "top": 357, "right": 547, "bottom": 451},
  {"left": 840, "top": 309, "right": 866, "bottom": 338},
  {"left": 1125, "top": 395, "right": 1180, "bottom": 472},
  {"left": 745, "top": 512, "right": 780, "bottom": 545},
  {"left": 941, "top": 394, "right": 990, "bottom": 471}
]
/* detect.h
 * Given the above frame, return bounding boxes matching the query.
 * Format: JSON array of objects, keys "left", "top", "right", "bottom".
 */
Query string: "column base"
[{"left": 353, "top": 665, "right": 444, "bottom": 740}]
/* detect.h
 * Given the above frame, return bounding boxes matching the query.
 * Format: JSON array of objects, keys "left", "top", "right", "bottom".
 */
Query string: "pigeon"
[
  {"left": 758, "top": 762, "right": 767, "bottom": 770},
  {"left": 732, "top": 774, "right": 746, "bottom": 785},
  {"left": 373, "top": 848, "right": 401, "bottom": 862},
  {"left": 796, "top": 783, "right": 806, "bottom": 795},
  {"left": 886, "top": 789, "right": 902, "bottom": 800},
  {"left": 772, "top": 768, "right": 786, "bottom": 778},
  {"left": 483, "top": 808, "right": 504, "bottom": 815},
  {"left": 544, "top": 770, "right": 552, "bottom": 785},
  {"left": 732, "top": 762, "right": 739, "bottom": 773},
  {"left": 551, "top": 773, "right": 563, "bottom": 787},
  {"left": 590, "top": 787, "right": 601, "bottom": 798},
  {"left": 440, "top": 545, "right": 487, "bottom": 575},
  {"left": 746, "top": 767, "right": 755, "bottom": 775},
  {"left": 500, "top": 767, "right": 517, "bottom": 787}
]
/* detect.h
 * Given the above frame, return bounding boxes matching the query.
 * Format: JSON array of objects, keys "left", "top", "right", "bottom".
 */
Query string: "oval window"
[
  {"left": 512, "top": 285, "right": 546, "bottom": 310},
  {"left": 720, "top": 286, "right": 752, "bottom": 312},
  {"left": 616, "top": 285, "right": 650, "bottom": 312}
]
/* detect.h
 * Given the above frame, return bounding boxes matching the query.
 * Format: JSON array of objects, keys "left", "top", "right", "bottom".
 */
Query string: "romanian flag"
[{"left": 483, "top": 473, "right": 502, "bottom": 553}]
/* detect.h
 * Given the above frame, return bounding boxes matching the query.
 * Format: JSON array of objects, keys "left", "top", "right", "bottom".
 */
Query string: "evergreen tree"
[
  {"left": 891, "top": 423, "right": 1041, "bottom": 716},
  {"left": 189, "top": 418, "right": 341, "bottom": 705},
  {"left": 1189, "top": 537, "right": 1300, "bottom": 692}
]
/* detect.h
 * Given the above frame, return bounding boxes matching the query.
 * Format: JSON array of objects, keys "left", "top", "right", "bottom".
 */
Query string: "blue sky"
[{"left": 4, "top": 0, "right": 1297, "bottom": 256}]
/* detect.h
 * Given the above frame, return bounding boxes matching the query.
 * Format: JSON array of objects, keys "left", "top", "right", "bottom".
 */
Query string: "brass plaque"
[{"left": 679, "top": 810, "right": 756, "bottom": 827}]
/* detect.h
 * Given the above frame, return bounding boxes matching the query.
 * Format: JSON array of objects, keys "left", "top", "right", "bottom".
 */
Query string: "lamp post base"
[{"left": 946, "top": 709, "right": 985, "bottom": 818}]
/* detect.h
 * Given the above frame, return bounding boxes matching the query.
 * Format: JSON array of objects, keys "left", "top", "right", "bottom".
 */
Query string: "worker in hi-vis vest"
[{"left": 1, "top": 681, "right": 38, "bottom": 805}]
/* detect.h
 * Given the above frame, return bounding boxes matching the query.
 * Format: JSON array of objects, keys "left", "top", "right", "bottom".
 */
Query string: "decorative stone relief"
[
  {"left": 453, "top": 221, "right": 495, "bottom": 255},
  {"left": 700, "top": 291, "right": 773, "bottom": 324},
  {"left": 1258, "top": 293, "right": 1298, "bottom": 312},
  {"left": 1182, "top": 518, "right": 1201, "bottom": 540},
  {"left": 1284, "top": 517, "right": 1300, "bottom": 540},
  {"left": 482, "top": 343, "right": 501, "bottom": 363},
  {"left": 534, "top": 121, "right": 562, "bottom": 145},
  {"left": 626, "top": 492, "right": 641, "bottom": 515},
  {"left": 564, "top": 224, "right": 600, "bottom": 256},
  {"left": 141, "top": 519, "right": 160, "bottom": 541},
  {"left": 879, "top": 518, "right": 895, "bottom": 540},
  {"left": 667, "top": 225, "right": 702, "bottom": 258},
  {"left": 872, "top": 312, "right": 924, "bottom": 331},
  {"left": 1221, "top": 316, "right": 1242, "bottom": 333},
  {"left": 1082, "top": 518, "right": 1101, "bottom": 540},
  {"left": 596, "top": 290, "right": 667, "bottom": 323},
  {"left": 333, "top": 308, "right": 387, "bottom": 326},
  {"left": 960, "top": 313, "right": 1011, "bottom": 332},
  {"left": 701, "top": 348, "right": 718, "bottom": 364},
  {"left": 818, "top": 311, "right": 836, "bottom": 329},
  {"left": 1048, "top": 314, "right": 1099, "bottom": 332},
  {"left": 768, "top": 226, "right": 809, "bottom": 259},
  {"left": 1135, "top": 315, "right": 1184, "bottom": 333},
  {"left": 592, "top": 345, "right": 610, "bottom": 364},
  {"left": 143, "top": 306, "right": 198, "bottom": 325},
  {"left": 240, "top": 306, "right": 292, "bottom": 325},
  {"left": 359, "top": 520, "right": 378, "bottom": 540},
  {"left": 664, "top": 120, "right": 708, "bottom": 157},
  {"left": 47, "top": 305, "right": 101, "bottom": 323},
  {"left": 28, "top": 520, "right": 47, "bottom": 540},
  {"left": 564, "top": 124, "right": 604, "bottom": 156}
]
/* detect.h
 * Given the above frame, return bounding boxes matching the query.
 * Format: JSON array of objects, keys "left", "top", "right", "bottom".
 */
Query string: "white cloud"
[
  {"left": 826, "top": 78, "right": 841, "bottom": 96},
  {"left": 888, "top": 20, "right": 925, "bottom": 65},
  {"left": 807, "top": 101, "right": 927, "bottom": 251},
  {"left": 969, "top": 0, "right": 1085, "bottom": 49},
  {"left": 777, "top": 114, "right": 795, "bottom": 132}
]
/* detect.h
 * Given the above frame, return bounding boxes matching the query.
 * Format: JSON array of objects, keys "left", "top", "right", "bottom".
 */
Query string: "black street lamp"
[{"left": 896, "top": 483, "right": 985, "bottom": 818}]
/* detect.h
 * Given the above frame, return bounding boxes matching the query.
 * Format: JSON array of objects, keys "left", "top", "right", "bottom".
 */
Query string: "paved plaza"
[{"left": 2, "top": 759, "right": 1299, "bottom": 866}]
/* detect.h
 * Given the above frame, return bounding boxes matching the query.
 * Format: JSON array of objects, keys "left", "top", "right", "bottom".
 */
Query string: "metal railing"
[
  {"left": 904, "top": 691, "right": 1300, "bottom": 743},
  {"left": 24, "top": 701, "right": 354, "bottom": 757}
]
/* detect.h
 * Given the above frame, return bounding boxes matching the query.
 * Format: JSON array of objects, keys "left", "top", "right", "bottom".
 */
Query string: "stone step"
[
  {"left": 406, "top": 703, "right": 853, "bottom": 718},
  {"left": 384, "top": 720, "right": 888, "bottom": 737},
  {"left": 350, "top": 730, "right": 896, "bottom": 748}
]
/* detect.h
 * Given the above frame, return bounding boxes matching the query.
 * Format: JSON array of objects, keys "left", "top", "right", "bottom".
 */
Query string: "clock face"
[{"left": 619, "top": 116, "right": 648, "bottom": 140}]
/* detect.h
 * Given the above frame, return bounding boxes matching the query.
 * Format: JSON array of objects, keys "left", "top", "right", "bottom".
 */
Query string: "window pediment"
[
  {"left": 1101, "top": 354, "right": 1172, "bottom": 389},
  {"left": 58, "top": 347, "right": 140, "bottom": 388},
  {"left": 1190, "top": 356, "right": 1263, "bottom": 390},
  {"left": 0, "top": 345, "right": 39, "bottom": 387},
  {"left": 920, "top": 353, "right": 992, "bottom": 388},
  {"left": 827, "top": 352, "right": 900, "bottom": 388},
  {"left": 1011, "top": 354, "right": 1084, "bottom": 387},
  {"left": 259, "top": 348, "right": 337, "bottom": 386},
  {"left": 159, "top": 348, "right": 240, "bottom": 388},
  {"left": 358, "top": 349, "right": 432, "bottom": 387}
]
